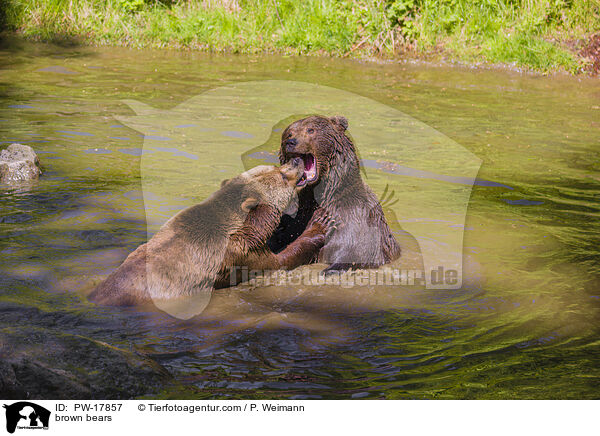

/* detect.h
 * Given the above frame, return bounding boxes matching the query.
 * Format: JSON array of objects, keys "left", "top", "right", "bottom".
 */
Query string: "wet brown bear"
[
  {"left": 269, "top": 115, "right": 401, "bottom": 273},
  {"left": 88, "top": 158, "right": 332, "bottom": 307}
]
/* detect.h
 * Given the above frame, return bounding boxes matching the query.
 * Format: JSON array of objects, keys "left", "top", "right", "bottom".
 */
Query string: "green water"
[{"left": 0, "top": 37, "right": 599, "bottom": 399}]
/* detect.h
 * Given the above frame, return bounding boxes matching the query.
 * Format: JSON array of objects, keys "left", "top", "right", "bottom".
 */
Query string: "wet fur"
[
  {"left": 272, "top": 115, "right": 401, "bottom": 272},
  {"left": 89, "top": 165, "right": 330, "bottom": 306}
]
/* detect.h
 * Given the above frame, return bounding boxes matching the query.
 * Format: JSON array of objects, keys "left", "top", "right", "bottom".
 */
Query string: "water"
[{"left": 1, "top": 37, "right": 599, "bottom": 399}]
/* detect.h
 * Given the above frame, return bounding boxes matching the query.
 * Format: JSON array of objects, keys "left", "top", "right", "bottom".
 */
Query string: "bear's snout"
[
  {"left": 280, "top": 158, "right": 305, "bottom": 185},
  {"left": 284, "top": 137, "right": 297, "bottom": 152},
  {"left": 290, "top": 156, "right": 302, "bottom": 168}
]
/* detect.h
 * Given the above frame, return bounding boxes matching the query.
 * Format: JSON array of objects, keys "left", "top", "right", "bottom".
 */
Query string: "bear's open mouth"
[{"left": 295, "top": 154, "right": 318, "bottom": 187}]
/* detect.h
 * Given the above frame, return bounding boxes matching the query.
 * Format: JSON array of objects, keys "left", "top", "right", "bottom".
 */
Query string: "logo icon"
[{"left": 3, "top": 402, "right": 50, "bottom": 434}]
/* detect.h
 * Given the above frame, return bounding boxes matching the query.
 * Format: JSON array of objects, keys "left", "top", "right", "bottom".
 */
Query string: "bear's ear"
[
  {"left": 241, "top": 197, "right": 260, "bottom": 213},
  {"left": 330, "top": 115, "right": 348, "bottom": 132},
  {"left": 221, "top": 178, "right": 230, "bottom": 188}
]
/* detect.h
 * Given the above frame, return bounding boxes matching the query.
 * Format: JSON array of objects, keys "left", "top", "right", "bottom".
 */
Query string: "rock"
[
  {"left": 0, "top": 143, "right": 42, "bottom": 184},
  {"left": 0, "top": 276, "right": 176, "bottom": 400},
  {"left": 0, "top": 325, "right": 172, "bottom": 399}
]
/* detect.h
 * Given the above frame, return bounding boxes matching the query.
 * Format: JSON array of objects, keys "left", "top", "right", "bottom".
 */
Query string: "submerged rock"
[
  {"left": 0, "top": 325, "right": 172, "bottom": 399},
  {"left": 0, "top": 143, "right": 42, "bottom": 184},
  {"left": 0, "top": 276, "right": 173, "bottom": 399}
]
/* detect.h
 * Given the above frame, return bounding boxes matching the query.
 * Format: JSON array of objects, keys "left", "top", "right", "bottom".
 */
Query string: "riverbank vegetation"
[{"left": 2, "top": 0, "right": 599, "bottom": 73}]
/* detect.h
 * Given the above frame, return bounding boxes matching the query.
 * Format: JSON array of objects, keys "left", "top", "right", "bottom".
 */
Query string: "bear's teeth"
[{"left": 305, "top": 163, "right": 317, "bottom": 181}]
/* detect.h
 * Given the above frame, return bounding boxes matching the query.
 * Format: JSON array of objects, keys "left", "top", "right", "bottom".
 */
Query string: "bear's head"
[
  {"left": 278, "top": 115, "right": 355, "bottom": 188},
  {"left": 221, "top": 158, "right": 305, "bottom": 216}
]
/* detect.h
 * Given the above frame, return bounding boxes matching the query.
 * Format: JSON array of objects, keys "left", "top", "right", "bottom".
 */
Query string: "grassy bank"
[{"left": 2, "top": 0, "right": 600, "bottom": 73}]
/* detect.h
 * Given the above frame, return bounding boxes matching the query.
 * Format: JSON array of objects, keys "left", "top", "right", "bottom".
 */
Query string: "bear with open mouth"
[
  {"left": 88, "top": 158, "right": 333, "bottom": 307},
  {"left": 269, "top": 115, "right": 401, "bottom": 273}
]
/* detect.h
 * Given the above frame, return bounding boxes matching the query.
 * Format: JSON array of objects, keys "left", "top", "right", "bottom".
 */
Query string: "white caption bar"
[{"left": 0, "top": 400, "right": 595, "bottom": 436}]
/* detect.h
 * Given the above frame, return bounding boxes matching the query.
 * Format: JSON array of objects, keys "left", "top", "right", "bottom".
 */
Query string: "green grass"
[
  {"left": 412, "top": 0, "right": 598, "bottom": 72},
  {"left": 2, "top": 0, "right": 600, "bottom": 72},
  {"left": 486, "top": 33, "right": 578, "bottom": 71}
]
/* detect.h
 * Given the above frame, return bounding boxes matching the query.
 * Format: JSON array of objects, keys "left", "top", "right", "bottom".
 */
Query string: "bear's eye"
[{"left": 307, "top": 128, "right": 314, "bottom": 134}]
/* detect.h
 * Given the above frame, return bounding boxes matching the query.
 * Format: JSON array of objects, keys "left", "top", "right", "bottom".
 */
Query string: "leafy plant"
[
  {"left": 386, "top": 0, "right": 420, "bottom": 38},
  {"left": 118, "top": 0, "right": 146, "bottom": 13}
]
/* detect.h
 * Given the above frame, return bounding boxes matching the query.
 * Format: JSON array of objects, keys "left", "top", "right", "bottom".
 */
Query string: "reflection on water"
[{"left": 0, "top": 37, "right": 599, "bottom": 399}]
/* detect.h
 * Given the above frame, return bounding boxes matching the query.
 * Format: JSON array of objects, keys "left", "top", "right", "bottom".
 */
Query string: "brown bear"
[
  {"left": 269, "top": 115, "right": 401, "bottom": 273},
  {"left": 88, "top": 158, "right": 333, "bottom": 307}
]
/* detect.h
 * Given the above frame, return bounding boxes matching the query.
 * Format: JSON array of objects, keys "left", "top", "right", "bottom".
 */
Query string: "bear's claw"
[{"left": 309, "top": 207, "right": 336, "bottom": 240}]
